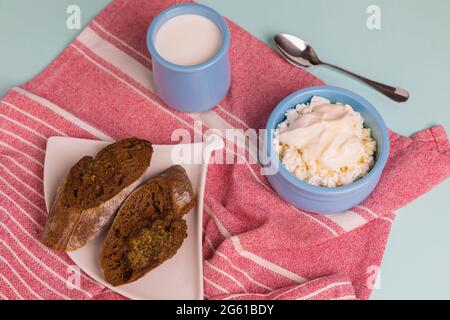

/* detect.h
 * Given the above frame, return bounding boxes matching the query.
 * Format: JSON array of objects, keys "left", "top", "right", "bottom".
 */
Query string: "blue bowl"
[
  {"left": 265, "top": 86, "right": 390, "bottom": 214},
  {"left": 146, "top": 4, "right": 231, "bottom": 113}
]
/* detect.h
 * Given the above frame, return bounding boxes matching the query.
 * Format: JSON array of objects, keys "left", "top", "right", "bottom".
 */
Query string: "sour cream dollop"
[{"left": 275, "top": 97, "right": 376, "bottom": 187}]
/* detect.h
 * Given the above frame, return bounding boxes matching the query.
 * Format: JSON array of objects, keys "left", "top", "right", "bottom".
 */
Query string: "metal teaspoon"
[{"left": 274, "top": 33, "right": 409, "bottom": 102}]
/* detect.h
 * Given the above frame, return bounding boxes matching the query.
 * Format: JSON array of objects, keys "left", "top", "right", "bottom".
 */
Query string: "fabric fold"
[{"left": 214, "top": 274, "right": 356, "bottom": 300}]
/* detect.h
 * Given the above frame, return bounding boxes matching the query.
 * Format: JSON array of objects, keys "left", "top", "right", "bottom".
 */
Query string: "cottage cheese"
[{"left": 274, "top": 96, "right": 376, "bottom": 188}]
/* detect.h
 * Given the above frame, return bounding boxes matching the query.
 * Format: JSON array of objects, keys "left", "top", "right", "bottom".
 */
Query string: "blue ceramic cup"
[
  {"left": 146, "top": 4, "right": 231, "bottom": 113},
  {"left": 264, "top": 86, "right": 390, "bottom": 214}
]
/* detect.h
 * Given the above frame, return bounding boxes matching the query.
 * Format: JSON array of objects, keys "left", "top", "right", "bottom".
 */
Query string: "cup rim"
[
  {"left": 265, "top": 85, "right": 390, "bottom": 195},
  {"left": 146, "top": 3, "right": 230, "bottom": 73}
]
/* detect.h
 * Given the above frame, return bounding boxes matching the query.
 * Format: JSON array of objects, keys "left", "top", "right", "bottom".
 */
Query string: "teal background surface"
[{"left": 0, "top": 0, "right": 449, "bottom": 299}]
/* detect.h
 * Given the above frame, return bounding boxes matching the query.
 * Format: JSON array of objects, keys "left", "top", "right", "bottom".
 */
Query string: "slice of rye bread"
[
  {"left": 42, "top": 138, "right": 153, "bottom": 252},
  {"left": 100, "top": 165, "right": 195, "bottom": 286}
]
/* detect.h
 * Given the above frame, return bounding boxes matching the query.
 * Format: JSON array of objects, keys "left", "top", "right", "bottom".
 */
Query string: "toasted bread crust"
[
  {"left": 101, "top": 165, "right": 195, "bottom": 286},
  {"left": 42, "top": 138, "right": 153, "bottom": 251}
]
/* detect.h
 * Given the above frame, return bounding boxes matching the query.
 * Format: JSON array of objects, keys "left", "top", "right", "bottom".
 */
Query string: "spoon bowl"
[{"left": 274, "top": 34, "right": 319, "bottom": 67}]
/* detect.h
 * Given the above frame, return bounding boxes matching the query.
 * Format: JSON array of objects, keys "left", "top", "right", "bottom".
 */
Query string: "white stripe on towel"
[
  {"left": 12, "top": 88, "right": 113, "bottom": 141},
  {"left": 0, "top": 101, "right": 66, "bottom": 136},
  {"left": 296, "top": 281, "right": 353, "bottom": 300},
  {"left": 0, "top": 177, "right": 46, "bottom": 216},
  {"left": 0, "top": 240, "right": 72, "bottom": 300},
  {"left": 0, "top": 207, "right": 103, "bottom": 289},
  {"left": 0, "top": 128, "right": 45, "bottom": 154},
  {"left": 326, "top": 211, "right": 368, "bottom": 232},
  {"left": 205, "top": 260, "right": 248, "bottom": 293},
  {"left": 204, "top": 275, "right": 229, "bottom": 294},
  {"left": 0, "top": 273, "right": 25, "bottom": 300},
  {"left": 204, "top": 234, "right": 273, "bottom": 291},
  {"left": 0, "top": 256, "right": 44, "bottom": 300},
  {"left": 0, "top": 164, "right": 44, "bottom": 200},
  {"left": 0, "top": 223, "right": 93, "bottom": 298},
  {"left": 91, "top": 21, "right": 152, "bottom": 63},
  {"left": 204, "top": 204, "right": 307, "bottom": 284},
  {"left": 0, "top": 113, "right": 47, "bottom": 140}
]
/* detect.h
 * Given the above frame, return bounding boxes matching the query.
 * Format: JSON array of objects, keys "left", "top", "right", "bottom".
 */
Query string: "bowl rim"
[
  {"left": 146, "top": 3, "right": 230, "bottom": 73},
  {"left": 265, "top": 85, "right": 390, "bottom": 195}
]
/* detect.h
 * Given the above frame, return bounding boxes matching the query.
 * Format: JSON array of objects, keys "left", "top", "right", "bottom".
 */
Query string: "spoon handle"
[{"left": 322, "top": 62, "right": 409, "bottom": 102}]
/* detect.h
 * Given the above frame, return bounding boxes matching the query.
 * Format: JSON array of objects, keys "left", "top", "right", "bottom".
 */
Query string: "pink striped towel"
[{"left": 0, "top": 0, "right": 449, "bottom": 300}]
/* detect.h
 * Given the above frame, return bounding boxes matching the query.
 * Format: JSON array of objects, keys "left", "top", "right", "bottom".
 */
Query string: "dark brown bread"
[
  {"left": 42, "top": 138, "right": 153, "bottom": 252},
  {"left": 101, "top": 165, "right": 195, "bottom": 286}
]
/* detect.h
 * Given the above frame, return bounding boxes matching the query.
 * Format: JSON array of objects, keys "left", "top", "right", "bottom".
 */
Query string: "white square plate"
[{"left": 43, "top": 136, "right": 221, "bottom": 300}]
